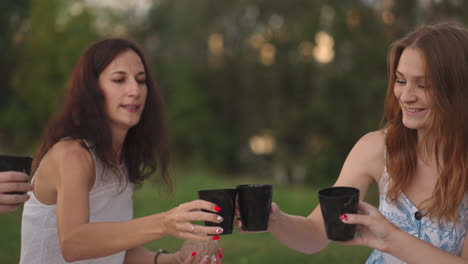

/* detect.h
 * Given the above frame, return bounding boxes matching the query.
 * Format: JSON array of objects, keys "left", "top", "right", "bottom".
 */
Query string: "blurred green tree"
[
  {"left": 136, "top": 0, "right": 468, "bottom": 184},
  {"left": 2, "top": 0, "right": 468, "bottom": 184},
  {"left": 139, "top": 0, "right": 391, "bottom": 184},
  {"left": 0, "top": 0, "right": 31, "bottom": 150},
  {"left": 1, "top": 0, "right": 97, "bottom": 152}
]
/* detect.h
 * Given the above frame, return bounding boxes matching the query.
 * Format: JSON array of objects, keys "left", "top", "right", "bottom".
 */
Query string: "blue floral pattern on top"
[{"left": 366, "top": 168, "right": 468, "bottom": 264}]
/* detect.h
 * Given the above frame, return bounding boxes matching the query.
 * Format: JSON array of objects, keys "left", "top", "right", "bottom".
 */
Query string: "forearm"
[
  {"left": 388, "top": 230, "right": 468, "bottom": 264},
  {"left": 270, "top": 211, "right": 329, "bottom": 254},
  {"left": 61, "top": 214, "right": 167, "bottom": 261}
]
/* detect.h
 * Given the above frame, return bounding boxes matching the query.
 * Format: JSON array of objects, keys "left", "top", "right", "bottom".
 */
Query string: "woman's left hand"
[
  {"left": 175, "top": 248, "right": 223, "bottom": 264},
  {"left": 339, "top": 200, "right": 400, "bottom": 252},
  {"left": 173, "top": 240, "right": 223, "bottom": 264}
]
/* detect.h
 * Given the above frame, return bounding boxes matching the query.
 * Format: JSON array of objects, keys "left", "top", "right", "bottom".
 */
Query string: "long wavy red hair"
[{"left": 384, "top": 23, "right": 468, "bottom": 222}]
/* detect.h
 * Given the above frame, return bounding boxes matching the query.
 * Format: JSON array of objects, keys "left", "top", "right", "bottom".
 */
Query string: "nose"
[
  {"left": 399, "top": 83, "right": 417, "bottom": 103},
  {"left": 127, "top": 79, "right": 142, "bottom": 97}
]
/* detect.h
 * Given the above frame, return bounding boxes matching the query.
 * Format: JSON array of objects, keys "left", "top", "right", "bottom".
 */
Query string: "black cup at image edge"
[{"left": 0, "top": 155, "right": 33, "bottom": 195}]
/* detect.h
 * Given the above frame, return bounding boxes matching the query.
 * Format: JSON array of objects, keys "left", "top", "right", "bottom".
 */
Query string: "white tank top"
[{"left": 20, "top": 140, "right": 133, "bottom": 264}]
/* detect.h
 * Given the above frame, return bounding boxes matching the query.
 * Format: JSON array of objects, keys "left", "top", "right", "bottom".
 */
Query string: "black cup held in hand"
[
  {"left": 237, "top": 184, "right": 273, "bottom": 231},
  {"left": 319, "top": 186, "right": 359, "bottom": 241},
  {"left": 198, "top": 189, "right": 237, "bottom": 235},
  {"left": 0, "top": 155, "right": 33, "bottom": 195}
]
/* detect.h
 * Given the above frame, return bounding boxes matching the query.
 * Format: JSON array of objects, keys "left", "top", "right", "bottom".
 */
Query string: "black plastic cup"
[
  {"left": 198, "top": 188, "right": 237, "bottom": 235},
  {"left": 236, "top": 184, "right": 273, "bottom": 231},
  {"left": 0, "top": 155, "right": 33, "bottom": 195},
  {"left": 319, "top": 186, "right": 360, "bottom": 241}
]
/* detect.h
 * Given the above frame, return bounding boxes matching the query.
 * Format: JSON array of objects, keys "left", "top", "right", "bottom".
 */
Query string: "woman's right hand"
[
  {"left": 161, "top": 200, "right": 224, "bottom": 241},
  {"left": 234, "top": 202, "right": 281, "bottom": 233}
]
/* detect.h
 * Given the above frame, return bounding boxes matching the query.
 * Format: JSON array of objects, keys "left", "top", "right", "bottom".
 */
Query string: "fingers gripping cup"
[
  {"left": 198, "top": 189, "right": 237, "bottom": 235},
  {"left": 0, "top": 155, "right": 33, "bottom": 195},
  {"left": 319, "top": 186, "right": 359, "bottom": 241},
  {"left": 237, "top": 184, "right": 273, "bottom": 231}
]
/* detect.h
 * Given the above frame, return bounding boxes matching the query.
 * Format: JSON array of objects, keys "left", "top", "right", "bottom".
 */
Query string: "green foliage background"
[
  {"left": 3, "top": 0, "right": 468, "bottom": 182},
  {"left": 1, "top": 0, "right": 468, "bottom": 262}
]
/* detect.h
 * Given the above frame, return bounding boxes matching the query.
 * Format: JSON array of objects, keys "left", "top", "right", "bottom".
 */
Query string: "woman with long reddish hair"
[
  {"left": 20, "top": 38, "right": 223, "bottom": 264},
  {"left": 238, "top": 23, "right": 468, "bottom": 263}
]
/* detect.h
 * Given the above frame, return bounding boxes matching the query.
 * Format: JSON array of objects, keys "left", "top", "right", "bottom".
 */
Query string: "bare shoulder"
[
  {"left": 351, "top": 130, "right": 386, "bottom": 181},
  {"left": 333, "top": 130, "right": 386, "bottom": 196},
  {"left": 355, "top": 130, "right": 386, "bottom": 153},
  {"left": 49, "top": 140, "right": 93, "bottom": 166},
  {"left": 47, "top": 140, "right": 95, "bottom": 184},
  {"left": 33, "top": 139, "right": 96, "bottom": 203}
]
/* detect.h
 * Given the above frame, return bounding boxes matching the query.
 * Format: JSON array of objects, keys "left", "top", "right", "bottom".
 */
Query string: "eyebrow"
[
  {"left": 111, "top": 71, "right": 146, "bottom": 76},
  {"left": 396, "top": 70, "right": 425, "bottom": 79}
]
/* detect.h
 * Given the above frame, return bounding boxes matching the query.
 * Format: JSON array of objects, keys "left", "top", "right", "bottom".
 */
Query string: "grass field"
[{"left": 0, "top": 168, "right": 375, "bottom": 263}]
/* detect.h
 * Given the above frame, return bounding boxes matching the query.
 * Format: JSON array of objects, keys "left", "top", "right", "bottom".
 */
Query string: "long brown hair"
[
  {"left": 384, "top": 23, "right": 468, "bottom": 221},
  {"left": 34, "top": 38, "right": 171, "bottom": 189}
]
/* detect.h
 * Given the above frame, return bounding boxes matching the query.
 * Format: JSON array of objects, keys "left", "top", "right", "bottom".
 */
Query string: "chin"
[
  {"left": 402, "top": 121, "right": 426, "bottom": 131},
  {"left": 120, "top": 119, "right": 141, "bottom": 130},
  {"left": 127, "top": 121, "right": 140, "bottom": 128},
  {"left": 131, "top": 119, "right": 143, "bottom": 127}
]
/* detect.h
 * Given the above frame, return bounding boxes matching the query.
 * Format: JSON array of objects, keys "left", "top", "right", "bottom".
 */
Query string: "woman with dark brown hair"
[
  {"left": 20, "top": 38, "right": 223, "bottom": 264},
  {"left": 237, "top": 23, "right": 468, "bottom": 263}
]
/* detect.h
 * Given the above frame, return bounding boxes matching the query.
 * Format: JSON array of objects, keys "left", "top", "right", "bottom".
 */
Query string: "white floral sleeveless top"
[
  {"left": 366, "top": 157, "right": 468, "bottom": 263},
  {"left": 20, "top": 139, "right": 133, "bottom": 264}
]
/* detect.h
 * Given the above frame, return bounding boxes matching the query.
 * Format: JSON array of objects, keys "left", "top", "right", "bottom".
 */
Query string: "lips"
[
  {"left": 121, "top": 104, "right": 141, "bottom": 113},
  {"left": 403, "top": 105, "right": 427, "bottom": 116},
  {"left": 405, "top": 107, "right": 425, "bottom": 112}
]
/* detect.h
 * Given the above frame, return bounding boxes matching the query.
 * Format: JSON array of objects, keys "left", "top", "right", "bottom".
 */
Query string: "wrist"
[
  {"left": 154, "top": 249, "right": 171, "bottom": 264},
  {"left": 154, "top": 212, "right": 170, "bottom": 237},
  {"left": 268, "top": 209, "right": 284, "bottom": 233},
  {"left": 383, "top": 225, "right": 404, "bottom": 255}
]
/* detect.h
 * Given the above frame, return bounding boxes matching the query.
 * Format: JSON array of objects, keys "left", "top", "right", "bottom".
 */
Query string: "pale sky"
[{"left": 85, "top": 0, "right": 156, "bottom": 17}]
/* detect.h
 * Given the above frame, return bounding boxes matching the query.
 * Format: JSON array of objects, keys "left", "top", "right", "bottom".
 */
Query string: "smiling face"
[
  {"left": 394, "top": 47, "right": 432, "bottom": 137},
  {"left": 99, "top": 49, "right": 147, "bottom": 134}
]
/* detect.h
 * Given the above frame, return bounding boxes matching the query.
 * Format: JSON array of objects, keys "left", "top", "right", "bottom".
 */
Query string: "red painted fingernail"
[
  {"left": 212, "top": 235, "right": 220, "bottom": 240},
  {"left": 191, "top": 251, "right": 197, "bottom": 257},
  {"left": 216, "top": 228, "right": 223, "bottom": 234},
  {"left": 340, "top": 214, "right": 348, "bottom": 221},
  {"left": 218, "top": 253, "right": 223, "bottom": 259},
  {"left": 214, "top": 206, "right": 221, "bottom": 212}
]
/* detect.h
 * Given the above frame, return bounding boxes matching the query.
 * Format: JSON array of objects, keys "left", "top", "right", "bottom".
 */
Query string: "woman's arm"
[
  {"left": 44, "top": 141, "right": 221, "bottom": 262},
  {"left": 342, "top": 201, "right": 468, "bottom": 264},
  {"left": 263, "top": 131, "right": 385, "bottom": 253},
  {"left": 390, "top": 230, "right": 468, "bottom": 264},
  {"left": 267, "top": 205, "right": 328, "bottom": 254}
]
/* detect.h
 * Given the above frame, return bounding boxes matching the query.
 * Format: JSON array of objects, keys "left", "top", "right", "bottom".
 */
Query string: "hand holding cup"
[
  {"left": 318, "top": 186, "right": 360, "bottom": 241},
  {"left": 198, "top": 189, "right": 237, "bottom": 235},
  {"left": 0, "top": 155, "right": 33, "bottom": 213}
]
